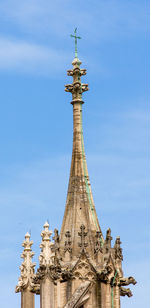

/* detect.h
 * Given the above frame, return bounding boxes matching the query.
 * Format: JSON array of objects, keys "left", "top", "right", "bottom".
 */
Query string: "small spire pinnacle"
[
  {"left": 70, "top": 28, "right": 81, "bottom": 58},
  {"left": 39, "top": 222, "right": 54, "bottom": 266},
  {"left": 15, "top": 232, "right": 36, "bottom": 292}
]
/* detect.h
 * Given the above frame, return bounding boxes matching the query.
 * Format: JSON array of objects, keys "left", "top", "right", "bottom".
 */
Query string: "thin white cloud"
[
  {"left": 0, "top": 0, "right": 149, "bottom": 40},
  {"left": 0, "top": 37, "right": 69, "bottom": 75},
  {"left": 0, "top": 1, "right": 149, "bottom": 74}
]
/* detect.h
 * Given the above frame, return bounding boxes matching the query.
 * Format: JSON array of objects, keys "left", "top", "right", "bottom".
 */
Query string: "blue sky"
[{"left": 0, "top": 0, "right": 149, "bottom": 307}]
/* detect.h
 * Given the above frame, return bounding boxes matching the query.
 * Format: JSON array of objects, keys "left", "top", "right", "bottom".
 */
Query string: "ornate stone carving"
[
  {"left": 103, "top": 229, "right": 112, "bottom": 262},
  {"left": 39, "top": 221, "right": 54, "bottom": 267},
  {"left": 80, "top": 69, "right": 87, "bottom": 76},
  {"left": 78, "top": 225, "right": 88, "bottom": 251},
  {"left": 53, "top": 228, "right": 61, "bottom": 259},
  {"left": 120, "top": 287, "right": 132, "bottom": 297},
  {"left": 35, "top": 264, "right": 60, "bottom": 282},
  {"left": 15, "top": 232, "right": 36, "bottom": 292},
  {"left": 65, "top": 57, "right": 89, "bottom": 104},
  {"left": 33, "top": 222, "right": 62, "bottom": 284},
  {"left": 61, "top": 268, "right": 73, "bottom": 282},
  {"left": 97, "top": 264, "right": 113, "bottom": 283},
  {"left": 119, "top": 276, "right": 137, "bottom": 286},
  {"left": 114, "top": 237, "right": 123, "bottom": 260},
  {"left": 67, "top": 68, "right": 86, "bottom": 77},
  {"left": 65, "top": 82, "right": 88, "bottom": 97},
  {"left": 94, "top": 231, "right": 103, "bottom": 254},
  {"left": 67, "top": 69, "right": 73, "bottom": 76},
  {"left": 72, "top": 254, "right": 96, "bottom": 281},
  {"left": 81, "top": 84, "right": 88, "bottom": 92},
  {"left": 105, "top": 228, "right": 112, "bottom": 251},
  {"left": 64, "top": 231, "right": 72, "bottom": 253},
  {"left": 53, "top": 229, "right": 60, "bottom": 249},
  {"left": 65, "top": 84, "right": 73, "bottom": 93}
]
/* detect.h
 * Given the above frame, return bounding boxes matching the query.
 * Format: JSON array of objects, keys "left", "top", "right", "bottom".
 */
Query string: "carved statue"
[
  {"left": 114, "top": 237, "right": 123, "bottom": 260},
  {"left": 94, "top": 231, "right": 103, "bottom": 254}
]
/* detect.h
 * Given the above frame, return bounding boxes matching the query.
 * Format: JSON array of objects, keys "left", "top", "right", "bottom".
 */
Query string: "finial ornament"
[
  {"left": 65, "top": 40, "right": 88, "bottom": 104},
  {"left": 34, "top": 223, "right": 61, "bottom": 285},
  {"left": 15, "top": 232, "right": 36, "bottom": 292},
  {"left": 70, "top": 28, "right": 81, "bottom": 58},
  {"left": 39, "top": 221, "right": 54, "bottom": 266}
]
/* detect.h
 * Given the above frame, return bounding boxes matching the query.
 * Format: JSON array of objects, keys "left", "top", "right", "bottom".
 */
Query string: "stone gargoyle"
[
  {"left": 119, "top": 276, "right": 137, "bottom": 286},
  {"left": 120, "top": 287, "right": 132, "bottom": 297}
]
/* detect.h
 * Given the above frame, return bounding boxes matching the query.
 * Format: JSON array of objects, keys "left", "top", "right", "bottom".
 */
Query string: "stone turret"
[{"left": 16, "top": 232, "right": 35, "bottom": 308}]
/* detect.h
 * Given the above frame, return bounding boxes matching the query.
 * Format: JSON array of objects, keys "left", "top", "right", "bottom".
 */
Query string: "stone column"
[
  {"left": 101, "top": 282, "right": 107, "bottom": 308},
  {"left": 16, "top": 232, "right": 36, "bottom": 308},
  {"left": 40, "top": 277, "right": 54, "bottom": 308},
  {"left": 114, "top": 286, "right": 120, "bottom": 308},
  {"left": 36, "top": 222, "right": 55, "bottom": 308},
  {"left": 21, "top": 290, "right": 35, "bottom": 308},
  {"left": 106, "top": 284, "right": 111, "bottom": 308},
  {"left": 57, "top": 280, "right": 61, "bottom": 308}
]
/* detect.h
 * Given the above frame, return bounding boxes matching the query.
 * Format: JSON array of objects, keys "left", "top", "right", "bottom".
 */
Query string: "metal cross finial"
[{"left": 70, "top": 28, "right": 81, "bottom": 58}]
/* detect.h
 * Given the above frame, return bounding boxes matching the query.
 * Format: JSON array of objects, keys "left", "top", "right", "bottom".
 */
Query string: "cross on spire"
[
  {"left": 70, "top": 28, "right": 81, "bottom": 58},
  {"left": 78, "top": 224, "right": 88, "bottom": 251}
]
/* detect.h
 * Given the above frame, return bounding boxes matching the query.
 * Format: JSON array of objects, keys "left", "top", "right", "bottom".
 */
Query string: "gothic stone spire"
[
  {"left": 60, "top": 57, "right": 103, "bottom": 260},
  {"left": 16, "top": 50, "right": 136, "bottom": 308}
]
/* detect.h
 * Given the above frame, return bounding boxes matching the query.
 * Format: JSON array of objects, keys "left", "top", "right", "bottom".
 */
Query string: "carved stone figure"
[
  {"left": 114, "top": 236, "right": 123, "bottom": 260},
  {"left": 94, "top": 231, "right": 103, "bottom": 254}
]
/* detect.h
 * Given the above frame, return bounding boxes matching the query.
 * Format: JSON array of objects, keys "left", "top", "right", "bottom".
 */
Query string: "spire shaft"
[{"left": 61, "top": 57, "right": 103, "bottom": 259}]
